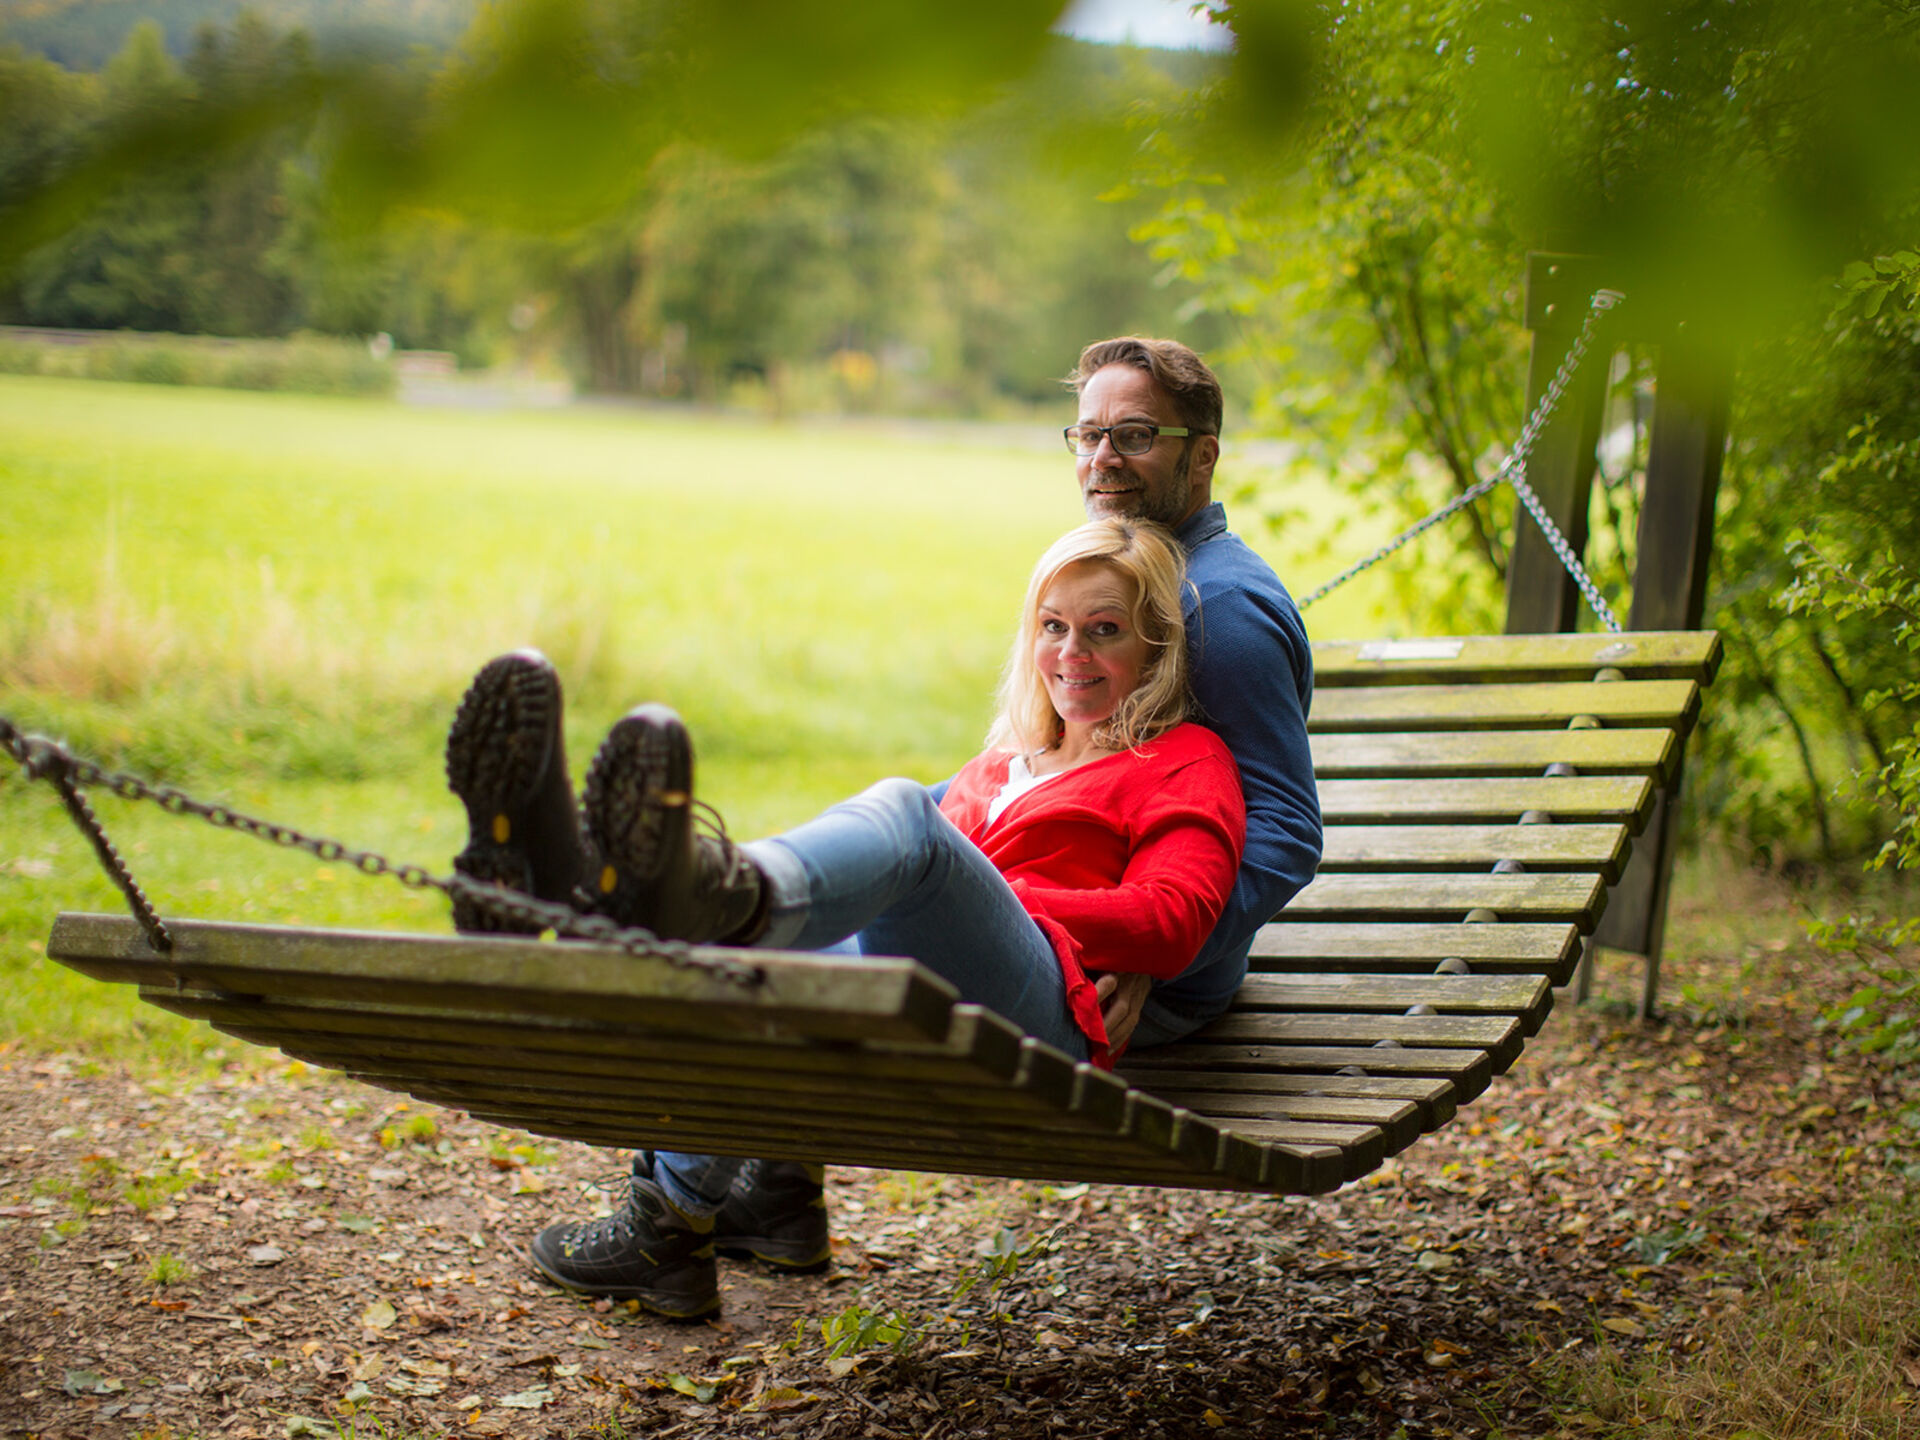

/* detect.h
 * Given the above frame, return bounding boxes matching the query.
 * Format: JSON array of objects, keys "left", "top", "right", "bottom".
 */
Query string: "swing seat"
[{"left": 46, "top": 629, "right": 1719, "bottom": 1196}]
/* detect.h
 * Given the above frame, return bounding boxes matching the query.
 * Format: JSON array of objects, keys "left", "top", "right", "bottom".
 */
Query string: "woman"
[
  {"left": 448, "top": 518, "right": 1245, "bottom": 1318},
  {"left": 575, "top": 516, "right": 1244, "bottom": 1066}
]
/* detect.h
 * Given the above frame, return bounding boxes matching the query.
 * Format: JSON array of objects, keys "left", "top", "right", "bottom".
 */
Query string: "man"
[
  {"left": 1065, "top": 336, "right": 1322, "bottom": 1047},
  {"left": 501, "top": 337, "right": 1322, "bottom": 1320}
]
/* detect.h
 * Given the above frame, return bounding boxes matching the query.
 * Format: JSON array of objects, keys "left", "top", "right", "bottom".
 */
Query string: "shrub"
[{"left": 0, "top": 326, "right": 396, "bottom": 398}]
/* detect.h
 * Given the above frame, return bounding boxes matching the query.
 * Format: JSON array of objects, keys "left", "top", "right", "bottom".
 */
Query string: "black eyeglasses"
[{"left": 1063, "top": 423, "right": 1200, "bottom": 457}]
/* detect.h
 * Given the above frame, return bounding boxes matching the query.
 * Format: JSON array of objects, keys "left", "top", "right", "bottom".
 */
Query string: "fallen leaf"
[
  {"left": 748, "top": 1386, "right": 816, "bottom": 1412},
  {"left": 1601, "top": 1318, "right": 1647, "bottom": 1339},
  {"left": 1203, "top": 1409, "right": 1227, "bottom": 1428},
  {"left": 498, "top": 1385, "right": 554, "bottom": 1409},
  {"left": 666, "top": 1372, "right": 719, "bottom": 1402},
  {"left": 62, "top": 1369, "right": 121, "bottom": 1396},
  {"left": 248, "top": 1244, "right": 286, "bottom": 1267},
  {"left": 360, "top": 1299, "right": 398, "bottom": 1331}
]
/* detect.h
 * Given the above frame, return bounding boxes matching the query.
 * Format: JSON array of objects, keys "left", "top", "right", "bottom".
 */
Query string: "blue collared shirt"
[{"left": 1158, "top": 501, "right": 1323, "bottom": 1017}]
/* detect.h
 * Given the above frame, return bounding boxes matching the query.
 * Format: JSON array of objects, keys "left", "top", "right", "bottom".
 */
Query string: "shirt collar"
[{"left": 1175, "top": 501, "right": 1228, "bottom": 552}]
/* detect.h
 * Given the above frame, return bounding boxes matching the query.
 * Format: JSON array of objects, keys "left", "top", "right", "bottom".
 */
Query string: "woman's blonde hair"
[{"left": 987, "top": 519, "right": 1192, "bottom": 756}]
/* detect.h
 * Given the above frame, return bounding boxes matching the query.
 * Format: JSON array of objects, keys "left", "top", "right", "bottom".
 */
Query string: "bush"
[
  {"left": 1788, "top": 537, "right": 1920, "bottom": 1174},
  {"left": 0, "top": 327, "right": 396, "bottom": 398}
]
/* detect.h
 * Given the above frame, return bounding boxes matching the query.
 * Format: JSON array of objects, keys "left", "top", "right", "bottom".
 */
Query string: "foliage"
[
  {"left": 0, "top": 4, "right": 1223, "bottom": 405},
  {"left": 1127, "top": 2, "right": 1920, "bottom": 858},
  {"left": 1786, "top": 459, "right": 1920, "bottom": 1172},
  {"left": 0, "top": 325, "right": 396, "bottom": 395},
  {"left": 0, "top": 0, "right": 475, "bottom": 70}
]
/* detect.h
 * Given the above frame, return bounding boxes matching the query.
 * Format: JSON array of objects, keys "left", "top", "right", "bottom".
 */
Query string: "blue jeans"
[{"left": 651, "top": 778, "right": 1087, "bottom": 1216}]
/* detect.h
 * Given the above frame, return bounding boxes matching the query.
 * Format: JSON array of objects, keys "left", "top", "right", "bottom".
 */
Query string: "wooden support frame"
[{"left": 1505, "top": 255, "right": 1730, "bottom": 1018}]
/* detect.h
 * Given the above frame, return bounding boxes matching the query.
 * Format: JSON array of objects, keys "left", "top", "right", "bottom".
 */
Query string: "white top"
[{"left": 986, "top": 753, "right": 1064, "bottom": 825}]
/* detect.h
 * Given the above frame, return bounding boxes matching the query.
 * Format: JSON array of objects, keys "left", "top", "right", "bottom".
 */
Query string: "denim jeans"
[{"left": 651, "top": 777, "right": 1088, "bottom": 1217}]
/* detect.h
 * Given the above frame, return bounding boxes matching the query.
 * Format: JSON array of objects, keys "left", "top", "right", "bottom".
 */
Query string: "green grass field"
[{"left": 0, "top": 374, "right": 1393, "bottom": 1062}]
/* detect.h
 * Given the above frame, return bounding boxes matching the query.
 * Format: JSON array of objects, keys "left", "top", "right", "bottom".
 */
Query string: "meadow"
[{"left": 0, "top": 374, "right": 1384, "bottom": 1059}]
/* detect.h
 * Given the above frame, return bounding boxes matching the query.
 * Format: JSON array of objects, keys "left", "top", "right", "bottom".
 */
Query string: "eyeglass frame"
[{"left": 1062, "top": 422, "right": 1207, "bottom": 457}]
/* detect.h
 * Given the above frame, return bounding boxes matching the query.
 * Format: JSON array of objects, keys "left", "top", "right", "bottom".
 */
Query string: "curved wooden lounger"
[{"left": 47, "top": 630, "right": 1720, "bottom": 1197}]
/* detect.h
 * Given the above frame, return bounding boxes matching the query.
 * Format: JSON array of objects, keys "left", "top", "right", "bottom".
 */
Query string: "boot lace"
[{"left": 693, "top": 799, "right": 761, "bottom": 890}]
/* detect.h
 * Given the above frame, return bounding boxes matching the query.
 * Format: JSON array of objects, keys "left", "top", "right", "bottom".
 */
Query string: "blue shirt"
[{"left": 1156, "top": 501, "right": 1323, "bottom": 1018}]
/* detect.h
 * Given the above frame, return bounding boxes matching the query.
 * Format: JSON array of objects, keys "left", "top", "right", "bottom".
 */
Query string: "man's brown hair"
[{"left": 1069, "top": 337, "right": 1224, "bottom": 440}]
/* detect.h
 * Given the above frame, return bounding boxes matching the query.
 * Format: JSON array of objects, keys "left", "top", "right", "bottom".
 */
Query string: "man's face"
[{"left": 1074, "top": 364, "right": 1217, "bottom": 527}]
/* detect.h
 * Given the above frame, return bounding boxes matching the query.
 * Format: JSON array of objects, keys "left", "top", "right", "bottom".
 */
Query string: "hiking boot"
[
  {"left": 581, "top": 704, "right": 768, "bottom": 944},
  {"left": 527, "top": 1163, "right": 720, "bottom": 1320},
  {"left": 445, "top": 650, "right": 589, "bottom": 934},
  {"left": 713, "top": 1159, "right": 832, "bottom": 1274}
]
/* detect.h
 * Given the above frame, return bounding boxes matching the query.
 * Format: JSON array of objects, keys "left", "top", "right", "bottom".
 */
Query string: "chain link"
[
  {"left": 1, "top": 718, "right": 765, "bottom": 988},
  {"left": 1295, "top": 287, "right": 1626, "bottom": 634}
]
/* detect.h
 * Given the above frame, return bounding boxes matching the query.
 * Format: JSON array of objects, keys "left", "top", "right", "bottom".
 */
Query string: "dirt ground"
[{"left": 1, "top": 879, "right": 1908, "bottom": 1440}]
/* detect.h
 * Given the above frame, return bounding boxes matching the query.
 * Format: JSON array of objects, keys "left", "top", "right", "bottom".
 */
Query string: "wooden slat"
[
  {"left": 1318, "top": 775, "right": 1654, "bottom": 826},
  {"left": 1309, "top": 679, "right": 1699, "bottom": 733},
  {"left": 1282, "top": 872, "right": 1608, "bottom": 928},
  {"left": 437, "top": 1085, "right": 1246, "bottom": 1188},
  {"left": 1234, "top": 972, "right": 1552, "bottom": 1034},
  {"left": 49, "top": 914, "right": 957, "bottom": 1044},
  {"left": 173, "top": 1007, "right": 1134, "bottom": 1138},
  {"left": 455, "top": 1108, "right": 1306, "bottom": 1193},
  {"left": 1320, "top": 824, "right": 1631, "bottom": 880},
  {"left": 1228, "top": 1119, "right": 1389, "bottom": 1184},
  {"left": 1150, "top": 1091, "right": 1424, "bottom": 1152},
  {"left": 142, "top": 989, "right": 1044, "bottom": 1090},
  {"left": 1122, "top": 1043, "right": 1499, "bottom": 1101},
  {"left": 1193, "top": 1012, "right": 1522, "bottom": 1065},
  {"left": 1312, "top": 631, "right": 1721, "bottom": 686},
  {"left": 1248, "top": 922, "right": 1581, "bottom": 981},
  {"left": 1312, "top": 727, "right": 1679, "bottom": 781},
  {"left": 151, "top": 992, "right": 1336, "bottom": 1192},
  {"left": 1120, "top": 1070, "right": 1458, "bottom": 1132}
]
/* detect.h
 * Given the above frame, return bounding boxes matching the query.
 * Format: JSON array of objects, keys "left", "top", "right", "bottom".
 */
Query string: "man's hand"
[{"left": 1096, "top": 971, "right": 1152, "bottom": 1055}]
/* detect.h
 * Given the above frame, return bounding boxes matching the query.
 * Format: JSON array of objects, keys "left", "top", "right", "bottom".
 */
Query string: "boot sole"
[
  {"left": 582, "top": 705, "right": 691, "bottom": 927},
  {"left": 714, "top": 1239, "right": 832, "bottom": 1274},
  {"left": 526, "top": 1246, "right": 720, "bottom": 1320},
  {"left": 446, "top": 652, "right": 561, "bottom": 934}
]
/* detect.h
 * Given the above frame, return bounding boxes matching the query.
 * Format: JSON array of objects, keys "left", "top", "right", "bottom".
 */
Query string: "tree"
[{"left": 1122, "top": 1, "right": 1920, "bottom": 856}]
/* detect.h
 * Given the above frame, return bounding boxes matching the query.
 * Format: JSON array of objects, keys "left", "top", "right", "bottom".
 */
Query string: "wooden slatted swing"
[
  {"left": 38, "top": 629, "right": 1720, "bottom": 1197},
  {"left": 25, "top": 260, "right": 1730, "bottom": 1197}
]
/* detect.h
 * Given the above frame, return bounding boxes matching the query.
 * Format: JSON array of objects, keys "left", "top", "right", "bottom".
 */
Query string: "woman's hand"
[{"left": 1095, "top": 971, "right": 1153, "bottom": 1053}]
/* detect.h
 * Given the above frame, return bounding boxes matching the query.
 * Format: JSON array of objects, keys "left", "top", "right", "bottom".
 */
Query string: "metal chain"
[
  {"left": 1295, "top": 287, "right": 1626, "bottom": 634},
  {"left": 0, "top": 718, "right": 765, "bottom": 988}
]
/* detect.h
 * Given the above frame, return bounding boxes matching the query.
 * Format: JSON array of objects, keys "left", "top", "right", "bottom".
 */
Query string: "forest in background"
[
  {"left": 0, "top": 5, "right": 1228, "bottom": 412},
  {"left": 0, "top": 0, "right": 475, "bottom": 69}
]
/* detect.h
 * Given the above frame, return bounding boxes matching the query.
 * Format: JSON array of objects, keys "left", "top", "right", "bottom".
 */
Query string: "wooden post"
[
  {"left": 1505, "top": 255, "right": 1614, "bottom": 635},
  {"left": 1505, "top": 255, "right": 1729, "bottom": 1018},
  {"left": 1593, "top": 335, "right": 1731, "bottom": 1017}
]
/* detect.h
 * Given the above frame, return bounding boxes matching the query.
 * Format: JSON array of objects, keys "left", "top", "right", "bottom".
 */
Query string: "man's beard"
[{"left": 1088, "top": 445, "right": 1191, "bottom": 527}]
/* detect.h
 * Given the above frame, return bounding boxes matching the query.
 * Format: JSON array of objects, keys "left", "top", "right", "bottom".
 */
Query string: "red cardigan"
[{"left": 937, "top": 722, "right": 1245, "bottom": 1064}]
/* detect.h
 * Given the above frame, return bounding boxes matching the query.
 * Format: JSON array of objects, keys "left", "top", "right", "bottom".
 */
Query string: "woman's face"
[{"left": 1032, "top": 559, "right": 1152, "bottom": 734}]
